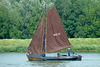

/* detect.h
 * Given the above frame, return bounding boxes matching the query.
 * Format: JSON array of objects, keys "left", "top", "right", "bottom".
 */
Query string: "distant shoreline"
[
  {"left": 0, "top": 38, "right": 100, "bottom": 52},
  {"left": 0, "top": 50, "right": 100, "bottom": 52}
]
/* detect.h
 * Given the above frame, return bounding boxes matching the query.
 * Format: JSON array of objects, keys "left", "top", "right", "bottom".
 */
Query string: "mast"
[{"left": 44, "top": 1, "right": 46, "bottom": 54}]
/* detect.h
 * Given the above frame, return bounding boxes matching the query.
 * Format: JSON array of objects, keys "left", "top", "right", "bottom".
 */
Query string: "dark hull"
[{"left": 26, "top": 53, "right": 81, "bottom": 61}]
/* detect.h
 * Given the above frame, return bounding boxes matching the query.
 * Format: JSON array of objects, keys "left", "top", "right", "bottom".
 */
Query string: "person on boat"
[
  {"left": 57, "top": 53, "right": 60, "bottom": 57},
  {"left": 72, "top": 50, "right": 74, "bottom": 56},
  {"left": 68, "top": 48, "right": 70, "bottom": 56}
]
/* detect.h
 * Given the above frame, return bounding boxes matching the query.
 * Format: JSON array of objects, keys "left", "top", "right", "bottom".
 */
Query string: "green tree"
[{"left": 0, "top": 3, "right": 9, "bottom": 39}]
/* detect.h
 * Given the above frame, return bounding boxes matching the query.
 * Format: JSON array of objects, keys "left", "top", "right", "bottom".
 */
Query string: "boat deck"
[{"left": 26, "top": 53, "right": 80, "bottom": 60}]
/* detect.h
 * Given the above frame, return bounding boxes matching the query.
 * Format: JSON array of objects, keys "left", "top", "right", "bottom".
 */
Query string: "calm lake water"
[{"left": 0, "top": 52, "right": 100, "bottom": 67}]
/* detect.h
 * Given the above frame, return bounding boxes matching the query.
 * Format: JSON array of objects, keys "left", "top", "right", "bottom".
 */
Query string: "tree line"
[{"left": 0, "top": 0, "right": 100, "bottom": 39}]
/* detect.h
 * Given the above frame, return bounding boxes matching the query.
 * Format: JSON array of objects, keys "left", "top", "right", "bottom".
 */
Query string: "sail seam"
[{"left": 47, "top": 14, "right": 54, "bottom": 50}]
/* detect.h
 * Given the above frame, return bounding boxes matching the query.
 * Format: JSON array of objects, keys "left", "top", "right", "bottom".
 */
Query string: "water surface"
[{"left": 0, "top": 52, "right": 100, "bottom": 67}]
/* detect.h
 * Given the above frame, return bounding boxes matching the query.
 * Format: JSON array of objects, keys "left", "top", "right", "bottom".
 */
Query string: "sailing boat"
[{"left": 26, "top": 2, "right": 82, "bottom": 61}]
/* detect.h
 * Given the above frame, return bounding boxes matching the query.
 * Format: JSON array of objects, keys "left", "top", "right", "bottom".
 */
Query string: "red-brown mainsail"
[
  {"left": 27, "top": 6, "right": 71, "bottom": 54},
  {"left": 27, "top": 16, "right": 44, "bottom": 54},
  {"left": 46, "top": 6, "right": 71, "bottom": 52}
]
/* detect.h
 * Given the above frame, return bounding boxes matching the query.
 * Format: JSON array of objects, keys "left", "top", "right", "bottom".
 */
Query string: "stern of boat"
[{"left": 77, "top": 55, "right": 82, "bottom": 61}]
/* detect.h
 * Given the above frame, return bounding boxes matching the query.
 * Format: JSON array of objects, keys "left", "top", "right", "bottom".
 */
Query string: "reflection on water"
[
  {"left": 29, "top": 61, "right": 70, "bottom": 67},
  {"left": 0, "top": 52, "right": 100, "bottom": 67}
]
